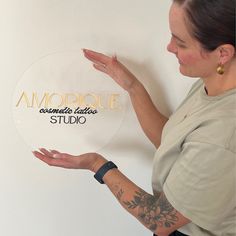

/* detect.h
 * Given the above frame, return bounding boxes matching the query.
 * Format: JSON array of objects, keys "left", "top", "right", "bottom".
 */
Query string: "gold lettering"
[
  {"left": 32, "top": 92, "right": 49, "bottom": 108},
  {"left": 15, "top": 92, "right": 31, "bottom": 108},
  {"left": 15, "top": 92, "right": 122, "bottom": 109},
  {"left": 96, "top": 94, "right": 105, "bottom": 109},
  {"left": 109, "top": 94, "right": 120, "bottom": 109},
  {"left": 48, "top": 93, "right": 65, "bottom": 108},
  {"left": 65, "top": 93, "right": 79, "bottom": 109},
  {"left": 80, "top": 93, "right": 103, "bottom": 109}
]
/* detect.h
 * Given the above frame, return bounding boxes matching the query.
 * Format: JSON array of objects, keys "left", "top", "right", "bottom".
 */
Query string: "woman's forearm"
[
  {"left": 92, "top": 162, "right": 178, "bottom": 236},
  {"left": 33, "top": 150, "right": 183, "bottom": 236},
  {"left": 128, "top": 80, "right": 168, "bottom": 148}
]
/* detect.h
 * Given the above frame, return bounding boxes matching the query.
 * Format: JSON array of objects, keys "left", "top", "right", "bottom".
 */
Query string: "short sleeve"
[{"left": 163, "top": 141, "right": 236, "bottom": 231}]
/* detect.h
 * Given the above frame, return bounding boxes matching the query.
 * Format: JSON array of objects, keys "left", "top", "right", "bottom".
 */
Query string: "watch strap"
[{"left": 94, "top": 161, "right": 118, "bottom": 184}]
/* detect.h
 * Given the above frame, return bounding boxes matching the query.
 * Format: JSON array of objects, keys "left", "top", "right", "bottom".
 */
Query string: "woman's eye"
[{"left": 177, "top": 42, "right": 186, "bottom": 48}]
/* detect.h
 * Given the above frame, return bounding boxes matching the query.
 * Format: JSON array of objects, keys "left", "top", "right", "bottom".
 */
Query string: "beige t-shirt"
[{"left": 152, "top": 79, "right": 236, "bottom": 236}]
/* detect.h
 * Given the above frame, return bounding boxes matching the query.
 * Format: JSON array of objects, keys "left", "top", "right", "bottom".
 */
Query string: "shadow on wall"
[{"left": 119, "top": 56, "right": 172, "bottom": 118}]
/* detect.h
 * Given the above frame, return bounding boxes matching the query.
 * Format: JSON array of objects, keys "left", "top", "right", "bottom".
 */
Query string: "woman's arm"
[
  {"left": 128, "top": 81, "right": 168, "bottom": 148},
  {"left": 33, "top": 149, "right": 190, "bottom": 236},
  {"left": 83, "top": 49, "right": 168, "bottom": 148}
]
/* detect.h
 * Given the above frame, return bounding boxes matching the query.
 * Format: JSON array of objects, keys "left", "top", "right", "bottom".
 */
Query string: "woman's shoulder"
[{"left": 186, "top": 116, "right": 236, "bottom": 153}]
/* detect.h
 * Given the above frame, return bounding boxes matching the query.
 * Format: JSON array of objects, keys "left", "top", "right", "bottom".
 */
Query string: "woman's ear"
[{"left": 217, "top": 44, "right": 235, "bottom": 64}]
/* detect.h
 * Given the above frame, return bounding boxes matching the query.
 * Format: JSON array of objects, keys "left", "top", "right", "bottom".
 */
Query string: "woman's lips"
[{"left": 176, "top": 55, "right": 183, "bottom": 65}]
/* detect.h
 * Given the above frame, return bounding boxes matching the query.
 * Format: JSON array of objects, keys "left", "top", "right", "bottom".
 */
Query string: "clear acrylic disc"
[{"left": 12, "top": 51, "right": 128, "bottom": 155}]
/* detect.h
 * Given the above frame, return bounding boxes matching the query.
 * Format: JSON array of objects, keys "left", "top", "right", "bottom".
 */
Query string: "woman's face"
[{"left": 167, "top": 3, "right": 218, "bottom": 78}]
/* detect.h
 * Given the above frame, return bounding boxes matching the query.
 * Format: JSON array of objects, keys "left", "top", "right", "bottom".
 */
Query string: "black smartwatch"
[{"left": 94, "top": 161, "right": 118, "bottom": 184}]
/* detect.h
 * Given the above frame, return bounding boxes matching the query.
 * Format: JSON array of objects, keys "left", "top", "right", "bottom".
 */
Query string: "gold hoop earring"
[{"left": 217, "top": 64, "right": 225, "bottom": 75}]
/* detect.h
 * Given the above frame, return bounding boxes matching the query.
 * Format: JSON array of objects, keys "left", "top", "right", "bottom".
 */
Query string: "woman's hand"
[
  {"left": 32, "top": 148, "right": 107, "bottom": 172},
  {"left": 83, "top": 49, "right": 138, "bottom": 92}
]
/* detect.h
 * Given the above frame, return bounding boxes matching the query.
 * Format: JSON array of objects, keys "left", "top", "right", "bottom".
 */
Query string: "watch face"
[{"left": 12, "top": 51, "right": 128, "bottom": 155}]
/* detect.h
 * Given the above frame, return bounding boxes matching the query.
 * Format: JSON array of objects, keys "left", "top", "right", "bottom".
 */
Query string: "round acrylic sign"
[{"left": 12, "top": 51, "right": 128, "bottom": 155}]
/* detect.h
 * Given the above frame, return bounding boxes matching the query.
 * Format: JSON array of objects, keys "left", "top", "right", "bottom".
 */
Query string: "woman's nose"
[{"left": 167, "top": 39, "right": 177, "bottom": 54}]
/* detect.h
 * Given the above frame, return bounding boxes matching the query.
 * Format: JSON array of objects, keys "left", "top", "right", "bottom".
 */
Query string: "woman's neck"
[{"left": 202, "top": 61, "right": 236, "bottom": 96}]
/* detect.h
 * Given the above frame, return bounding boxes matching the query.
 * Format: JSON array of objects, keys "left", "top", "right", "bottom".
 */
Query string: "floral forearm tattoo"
[{"left": 123, "top": 189, "right": 178, "bottom": 231}]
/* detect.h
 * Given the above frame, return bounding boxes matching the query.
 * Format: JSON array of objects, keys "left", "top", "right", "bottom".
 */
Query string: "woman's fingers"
[
  {"left": 93, "top": 63, "right": 109, "bottom": 74},
  {"left": 49, "top": 149, "right": 61, "bottom": 155},
  {"left": 33, "top": 148, "right": 104, "bottom": 170},
  {"left": 39, "top": 148, "right": 55, "bottom": 157},
  {"left": 83, "top": 49, "right": 111, "bottom": 66},
  {"left": 84, "top": 54, "right": 104, "bottom": 66},
  {"left": 33, "top": 150, "right": 73, "bottom": 168},
  {"left": 83, "top": 49, "right": 121, "bottom": 76},
  {"left": 33, "top": 148, "right": 81, "bottom": 168},
  {"left": 33, "top": 150, "right": 59, "bottom": 166}
]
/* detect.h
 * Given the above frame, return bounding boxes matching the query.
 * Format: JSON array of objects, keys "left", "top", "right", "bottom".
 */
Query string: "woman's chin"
[
  {"left": 179, "top": 66, "right": 199, "bottom": 78},
  {"left": 179, "top": 64, "right": 187, "bottom": 75}
]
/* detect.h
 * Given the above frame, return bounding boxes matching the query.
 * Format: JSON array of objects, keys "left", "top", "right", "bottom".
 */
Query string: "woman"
[{"left": 33, "top": 0, "right": 236, "bottom": 235}]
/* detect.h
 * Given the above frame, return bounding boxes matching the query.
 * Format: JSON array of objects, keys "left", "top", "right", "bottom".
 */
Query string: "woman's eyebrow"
[{"left": 172, "top": 33, "right": 186, "bottom": 43}]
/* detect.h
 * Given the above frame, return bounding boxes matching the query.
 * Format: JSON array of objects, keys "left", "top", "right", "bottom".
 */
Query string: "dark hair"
[{"left": 173, "top": 0, "right": 235, "bottom": 51}]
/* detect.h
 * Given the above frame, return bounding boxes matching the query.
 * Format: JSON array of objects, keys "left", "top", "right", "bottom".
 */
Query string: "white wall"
[{"left": 0, "top": 0, "right": 194, "bottom": 235}]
